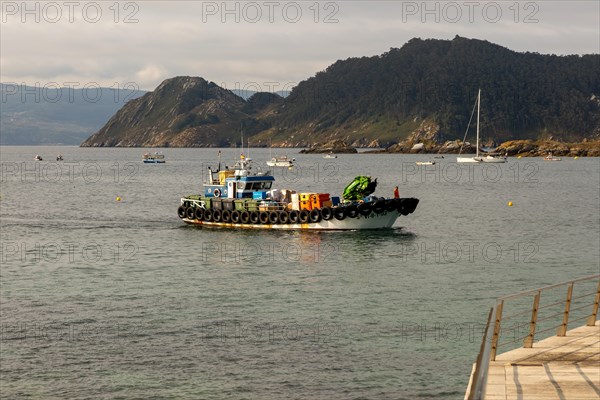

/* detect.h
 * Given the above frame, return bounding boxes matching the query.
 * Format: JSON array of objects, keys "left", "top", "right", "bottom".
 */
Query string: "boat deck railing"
[{"left": 466, "top": 274, "right": 600, "bottom": 400}]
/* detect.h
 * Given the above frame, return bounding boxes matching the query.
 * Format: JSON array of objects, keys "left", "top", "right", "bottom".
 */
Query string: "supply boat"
[{"left": 177, "top": 154, "right": 418, "bottom": 230}]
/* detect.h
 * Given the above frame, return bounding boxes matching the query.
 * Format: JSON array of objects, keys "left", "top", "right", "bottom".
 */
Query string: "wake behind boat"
[{"left": 177, "top": 154, "right": 418, "bottom": 230}]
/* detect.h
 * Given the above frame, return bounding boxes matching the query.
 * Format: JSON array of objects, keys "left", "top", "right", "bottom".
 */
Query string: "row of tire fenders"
[{"left": 177, "top": 198, "right": 416, "bottom": 225}]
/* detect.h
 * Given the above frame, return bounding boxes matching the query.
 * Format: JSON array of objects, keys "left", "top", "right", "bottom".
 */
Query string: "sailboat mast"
[{"left": 476, "top": 89, "right": 481, "bottom": 158}]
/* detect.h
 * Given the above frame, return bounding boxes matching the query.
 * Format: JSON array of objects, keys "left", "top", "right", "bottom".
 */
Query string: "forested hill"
[
  {"left": 82, "top": 37, "right": 600, "bottom": 147},
  {"left": 266, "top": 36, "right": 600, "bottom": 145}
]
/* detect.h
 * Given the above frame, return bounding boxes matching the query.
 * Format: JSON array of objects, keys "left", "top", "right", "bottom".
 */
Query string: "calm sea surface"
[{"left": 1, "top": 146, "right": 599, "bottom": 399}]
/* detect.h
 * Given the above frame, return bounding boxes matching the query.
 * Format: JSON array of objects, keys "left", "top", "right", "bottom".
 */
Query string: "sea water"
[{"left": 1, "top": 146, "right": 599, "bottom": 399}]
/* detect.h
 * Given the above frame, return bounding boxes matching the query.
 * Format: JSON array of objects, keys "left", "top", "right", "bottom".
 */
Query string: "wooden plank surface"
[{"left": 472, "top": 320, "right": 600, "bottom": 399}]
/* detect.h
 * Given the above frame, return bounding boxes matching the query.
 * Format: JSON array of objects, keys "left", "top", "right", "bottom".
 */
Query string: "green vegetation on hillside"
[
  {"left": 81, "top": 37, "right": 600, "bottom": 147},
  {"left": 273, "top": 36, "right": 600, "bottom": 143}
]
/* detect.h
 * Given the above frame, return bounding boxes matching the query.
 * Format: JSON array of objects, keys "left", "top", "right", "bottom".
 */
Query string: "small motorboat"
[
  {"left": 34, "top": 155, "right": 43, "bottom": 161},
  {"left": 143, "top": 152, "right": 166, "bottom": 163},
  {"left": 323, "top": 152, "right": 337, "bottom": 159},
  {"left": 415, "top": 161, "right": 435, "bottom": 166},
  {"left": 267, "top": 155, "right": 294, "bottom": 168},
  {"left": 56, "top": 154, "right": 64, "bottom": 161},
  {"left": 543, "top": 153, "right": 562, "bottom": 161}
]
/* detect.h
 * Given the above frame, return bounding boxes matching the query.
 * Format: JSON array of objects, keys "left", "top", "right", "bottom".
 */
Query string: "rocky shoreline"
[
  {"left": 299, "top": 139, "right": 358, "bottom": 154},
  {"left": 300, "top": 138, "right": 600, "bottom": 157},
  {"left": 366, "top": 139, "right": 600, "bottom": 157}
]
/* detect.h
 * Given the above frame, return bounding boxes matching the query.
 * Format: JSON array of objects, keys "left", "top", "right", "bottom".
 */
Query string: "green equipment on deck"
[{"left": 342, "top": 176, "right": 378, "bottom": 201}]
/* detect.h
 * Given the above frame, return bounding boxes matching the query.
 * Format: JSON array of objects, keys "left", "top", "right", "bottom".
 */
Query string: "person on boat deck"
[{"left": 394, "top": 186, "right": 399, "bottom": 199}]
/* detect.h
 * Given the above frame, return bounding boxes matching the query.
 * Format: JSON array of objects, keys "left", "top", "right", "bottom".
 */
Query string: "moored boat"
[
  {"left": 143, "top": 152, "right": 165, "bottom": 163},
  {"left": 457, "top": 90, "right": 507, "bottom": 164},
  {"left": 543, "top": 153, "right": 562, "bottom": 161},
  {"left": 267, "top": 155, "right": 294, "bottom": 167},
  {"left": 177, "top": 155, "right": 418, "bottom": 230}
]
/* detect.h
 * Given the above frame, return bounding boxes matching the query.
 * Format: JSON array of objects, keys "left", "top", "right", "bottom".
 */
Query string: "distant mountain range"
[
  {"left": 7, "top": 36, "right": 600, "bottom": 147},
  {"left": 0, "top": 83, "right": 287, "bottom": 145},
  {"left": 0, "top": 84, "right": 147, "bottom": 145}
]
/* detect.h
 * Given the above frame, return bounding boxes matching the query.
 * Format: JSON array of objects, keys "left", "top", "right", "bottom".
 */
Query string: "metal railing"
[{"left": 466, "top": 274, "right": 600, "bottom": 400}]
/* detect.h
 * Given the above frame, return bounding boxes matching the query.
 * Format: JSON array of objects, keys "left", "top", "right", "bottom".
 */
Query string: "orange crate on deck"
[
  {"left": 300, "top": 200, "right": 313, "bottom": 211},
  {"left": 300, "top": 193, "right": 314, "bottom": 202},
  {"left": 311, "top": 193, "right": 330, "bottom": 209}
]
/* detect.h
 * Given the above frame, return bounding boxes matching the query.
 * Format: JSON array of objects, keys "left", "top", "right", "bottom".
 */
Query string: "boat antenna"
[
  {"left": 218, "top": 150, "right": 221, "bottom": 171},
  {"left": 240, "top": 127, "right": 244, "bottom": 159},
  {"left": 458, "top": 90, "right": 478, "bottom": 156}
]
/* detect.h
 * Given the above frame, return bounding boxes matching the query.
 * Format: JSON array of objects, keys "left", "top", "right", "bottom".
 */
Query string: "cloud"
[
  {"left": 135, "top": 65, "right": 169, "bottom": 88},
  {"left": 1, "top": 1, "right": 598, "bottom": 90}
]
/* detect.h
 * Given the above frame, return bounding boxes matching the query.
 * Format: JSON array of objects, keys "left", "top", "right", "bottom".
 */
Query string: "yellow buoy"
[
  {"left": 116, "top": 197, "right": 121, "bottom": 202},
  {"left": 574, "top": 156, "right": 579, "bottom": 160},
  {"left": 517, "top": 155, "right": 522, "bottom": 159},
  {"left": 508, "top": 201, "right": 513, "bottom": 207}
]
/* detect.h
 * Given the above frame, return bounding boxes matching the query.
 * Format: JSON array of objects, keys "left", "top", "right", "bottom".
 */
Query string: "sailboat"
[{"left": 457, "top": 89, "right": 506, "bottom": 164}]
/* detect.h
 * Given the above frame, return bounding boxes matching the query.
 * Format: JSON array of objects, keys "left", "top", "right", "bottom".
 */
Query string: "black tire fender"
[
  {"left": 372, "top": 200, "right": 386, "bottom": 214},
  {"left": 358, "top": 202, "right": 371, "bottom": 216},
  {"left": 321, "top": 207, "right": 333, "bottom": 220},
  {"left": 288, "top": 210, "right": 299, "bottom": 224},
  {"left": 385, "top": 199, "right": 397, "bottom": 212},
  {"left": 278, "top": 211, "right": 289, "bottom": 224},
  {"left": 221, "top": 210, "right": 231, "bottom": 223},
  {"left": 333, "top": 207, "right": 346, "bottom": 220},
  {"left": 268, "top": 211, "right": 279, "bottom": 224},
  {"left": 240, "top": 211, "right": 251, "bottom": 224},
  {"left": 309, "top": 208, "right": 322, "bottom": 223},
  {"left": 185, "top": 207, "right": 196, "bottom": 219},
  {"left": 346, "top": 205, "right": 358, "bottom": 218},
  {"left": 259, "top": 211, "right": 270, "bottom": 224},
  {"left": 299, "top": 209, "right": 310, "bottom": 224}
]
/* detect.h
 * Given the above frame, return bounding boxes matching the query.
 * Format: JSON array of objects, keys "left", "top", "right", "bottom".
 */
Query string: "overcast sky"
[{"left": 1, "top": 1, "right": 598, "bottom": 91}]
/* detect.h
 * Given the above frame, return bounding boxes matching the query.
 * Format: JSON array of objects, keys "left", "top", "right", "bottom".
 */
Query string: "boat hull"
[
  {"left": 457, "top": 157, "right": 482, "bottom": 163},
  {"left": 266, "top": 162, "right": 293, "bottom": 167},
  {"left": 182, "top": 209, "right": 403, "bottom": 230},
  {"left": 482, "top": 157, "right": 506, "bottom": 163}
]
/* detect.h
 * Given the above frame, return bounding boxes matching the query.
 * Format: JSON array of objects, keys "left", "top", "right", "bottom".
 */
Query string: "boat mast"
[{"left": 476, "top": 89, "right": 480, "bottom": 158}]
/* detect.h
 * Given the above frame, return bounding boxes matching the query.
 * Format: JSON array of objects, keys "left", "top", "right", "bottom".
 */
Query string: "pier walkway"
[
  {"left": 465, "top": 275, "right": 600, "bottom": 399},
  {"left": 483, "top": 321, "right": 599, "bottom": 399}
]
